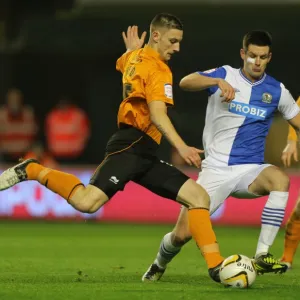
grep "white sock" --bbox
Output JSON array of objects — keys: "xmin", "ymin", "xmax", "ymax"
[
  {"xmin": 154, "ymin": 232, "xmax": 182, "ymax": 269},
  {"xmin": 255, "ymin": 191, "xmax": 289, "ymax": 256}
]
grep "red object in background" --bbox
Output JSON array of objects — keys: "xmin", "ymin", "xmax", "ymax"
[
  {"xmin": 45, "ymin": 106, "xmax": 90, "ymax": 158},
  {"xmin": 0, "ymin": 89, "xmax": 37, "ymax": 158},
  {"xmin": 23, "ymin": 151, "xmax": 59, "ymax": 170},
  {"xmin": 0, "ymin": 168, "xmax": 298, "ymax": 226},
  {"xmin": 0, "ymin": 107, "xmax": 37, "ymax": 157}
]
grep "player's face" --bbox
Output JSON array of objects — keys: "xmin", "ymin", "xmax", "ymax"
[
  {"xmin": 153, "ymin": 28, "xmax": 183, "ymax": 61},
  {"xmin": 240, "ymin": 44, "xmax": 272, "ymax": 81}
]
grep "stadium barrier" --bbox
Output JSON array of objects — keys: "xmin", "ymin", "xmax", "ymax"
[{"xmin": 0, "ymin": 168, "xmax": 298, "ymax": 225}]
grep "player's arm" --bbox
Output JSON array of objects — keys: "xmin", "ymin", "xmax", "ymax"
[
  {"xmin": 117, "ymin": 26, "xmax": 146, "ymax": 73},
  {"xmin": 280, "ymin": 95, "xmax": 300, "ymax": 167},
  {"xmin": 180, "ymin": 72, "xmax": 220, "ymax": 91},
  {"xmin": 179, "ymin": 69, "xmax": 235, "ymax": 102},
  {"xmin": 282, "ymin": 112, "xmax": 300, "ymax": 167},
  {"xmin": 148, "ymin": 101, "xmax": 203, "ymax": 168},
  {"xmin": 122, "ymin": 26, "xmax": 146, "ymax": 53}
]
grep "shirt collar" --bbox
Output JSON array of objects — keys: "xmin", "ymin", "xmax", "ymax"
[
  {"xmin": 239, "ymin": 68, "xmax": 266, "ymax": 86},
  {"xmin": 143, "ymin": 45, "xmax": 163, "ymax": 61}
]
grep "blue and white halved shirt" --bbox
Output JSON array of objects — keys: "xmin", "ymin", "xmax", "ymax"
[{"xmin": 198, "ymin": 65, "xmax": 299, "ymax": 168}]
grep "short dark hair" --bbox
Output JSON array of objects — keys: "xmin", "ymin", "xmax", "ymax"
[
  {"xmin": 243, "ymin": 30, "xmax": 272, "ymax": 52},
  {"xmin": 150, "ymin": 13, "xmax": 183, "ymax": 31}
]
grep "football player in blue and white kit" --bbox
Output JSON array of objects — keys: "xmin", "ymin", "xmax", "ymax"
[{"xmin": 143, "ymin": 30, "xmax": 300, "ymax": 282}]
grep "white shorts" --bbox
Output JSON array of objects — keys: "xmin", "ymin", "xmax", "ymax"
[{"xmin": 196, "ymin": 164, "xmax": 272, "ymax": 215}]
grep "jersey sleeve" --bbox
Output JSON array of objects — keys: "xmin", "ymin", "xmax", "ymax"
[
  {"xmin": 278, "ymin": 84, "xmax": 300, "ymax": 121},
  {"xmin": 197, "ymin": 66, "xmax": 227, "ymax": 95},
  {"xmin": 145, "ymin": 69, "xmax": 173, "ymax": 105},
  {"xmin": 116, "ymin": 51, "xmax": 134, "ymax": 73},
  {"xmin": 287, "ymin": 96, "xmax": 300, "ymax": 141}
]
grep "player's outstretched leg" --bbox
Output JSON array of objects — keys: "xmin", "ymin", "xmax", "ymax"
[
  {"xmin": 281, "ymin": 199, "xmax": 300, "ymax": 269},
  {"xmin": 248, "ymin": 166, "xmax": 289, "ymax": 274},
  {"xmin": 177, "ymin": 180, "xmax": 224, "ymax": 282},
  {"xmin": 177, "ymin": 181, "xmax": 225, "ymax": 282},
  {"xmin": 143, "ymin": 179, "xmax": 224, "ymax": 283},
  {"xmin": 142, "ymin": 208, "xmax": 191, "ymax": 282},
  {"xmin": 0, "ymin": 158, "xmax": 108, "ymax": 213},
  {"xmin": 142, "ymin": 232, "xmax": 179, "ymax": 282}
]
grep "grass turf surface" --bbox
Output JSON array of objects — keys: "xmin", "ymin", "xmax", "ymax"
[{"xmin": 0, "ymin": 222, "xmax": 299, "ymax": 300}]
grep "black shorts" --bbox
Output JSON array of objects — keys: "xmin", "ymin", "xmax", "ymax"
[{"xmin": 89, "ymin": 125, "xmax": 189, "ymax": 200}]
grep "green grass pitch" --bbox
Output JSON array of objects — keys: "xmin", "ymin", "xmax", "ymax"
[{"xmin": 0, "ymin": 221, "xmax": 299, "ymax": 300}]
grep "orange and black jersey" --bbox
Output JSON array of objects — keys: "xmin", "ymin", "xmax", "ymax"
[
  {"xmin": 89, "ymin": 46, "xmax": 188, "ymax": 201},
  {"xmin": 116, "ymin": 45, "xmax": 174, "ymax": 144}
]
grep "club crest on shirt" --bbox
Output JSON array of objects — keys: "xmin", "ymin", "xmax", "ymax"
[{"xmin": 262, "ymin": 92, "xmax": 272, "ymax": 103}]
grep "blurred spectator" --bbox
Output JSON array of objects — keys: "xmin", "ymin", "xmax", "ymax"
[
  {"xmin": 23, "ymin": 141, "xmax": 59, "ymax": 169},
  {"xmin": 0, "ymin": 88, "xmax": 37, "ymax": 162},
  {"xmin": 45, "ymin": 96, "xmax": 90, "ymax": 162}
]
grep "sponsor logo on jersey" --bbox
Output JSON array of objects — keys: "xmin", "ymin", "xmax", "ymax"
[
  {"xmin": 164, "ymin": 84, "xmax": 173, "ymax": 99},
  {"xmin": 228, "ymin": 101, "xmax": 267, "ymax": 120}
]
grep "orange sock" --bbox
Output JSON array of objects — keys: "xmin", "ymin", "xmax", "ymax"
[
  {"xmin": 26, "ymin": 163, "xmax": 45, "ymax": 180},
  {"xmin": 26, "ymin": 163, "xmax": 84, "ymax": 200},
  {"xmin": 188, "ymin": 208, "xmax": 224, "ymax": 269},
  {"xmin": 282, "ymin": 214, "xmax": 300, "ymax": 263}
]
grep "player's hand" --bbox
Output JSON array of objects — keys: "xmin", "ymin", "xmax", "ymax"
[
  {"xmin": 122, "ymin": 26, "xmax": 147, "ymax": 52},
  {"xmin": 177, "ymin": 145, "xmax": 204, "ymax": 168},
  {"xmin": 282, "ymin": 140, "xmax": 298, "ymax": 167},
  {"xmin": 217, "ymin": 79, "xmax": 236, "ymax": 102}
]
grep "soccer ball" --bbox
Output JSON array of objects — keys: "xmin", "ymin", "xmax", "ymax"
[{"xmin": 219, "ymin": 254, "xmax": 257, "ymax": 288}]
